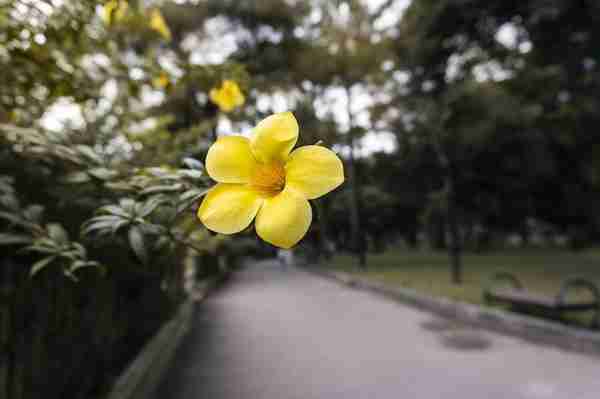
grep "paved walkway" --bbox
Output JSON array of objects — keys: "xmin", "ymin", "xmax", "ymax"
[{"xmin": 156, "ymin": 260, "xmax": 600, "ymax": 399}]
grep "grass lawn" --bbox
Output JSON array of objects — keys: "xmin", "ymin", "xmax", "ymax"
[{"xmin": 325, "ymin": 248, "xmax": 600, "ymax": 328}]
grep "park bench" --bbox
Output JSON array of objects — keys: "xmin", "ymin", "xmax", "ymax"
[{"xmin": 483, "ymin": 272, "xmax": 600, "ymax": 328}]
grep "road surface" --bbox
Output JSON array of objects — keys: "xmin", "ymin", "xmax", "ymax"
[{"xmin": 155, "ymin": 260, "xmax": 600, "ymax": 399}]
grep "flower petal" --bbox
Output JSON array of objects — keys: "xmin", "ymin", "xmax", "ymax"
[
  {"xmin": 285, "ymin": 145, "xmax": 345, "ymax": 199},
  {"xmin": 150, "ymin": 9, "xmax": 172, "ymax": 40},
  {"xmin": 198, "ymin": 184, "xmax": 263, "ymax": 234},
  {"xmin": 206, "ymin": 136, "xmax": 258, "ymax": 183},
  {"xmin": 210, "ymin": 89, "xmax": 233, "ymax": 112},
  {"xmin": 209, "ymin": 88, "xmax": 226, "ymax": 111},
  {"xmin": 251, "ymin": 112, "xmax": 299, "ymax": 163},
  {"xmin": 255, "ymin": 188, "xmax": 312, "ymax": 249},
  {"xmin": 102, "ymin": 0, "xmax": 128, "ymax": 25},
  {"xmin": 210, "ymin": 81, "xmax": 245, "ymax": 112},
  {"xmin": 224, "ymin": 80, "xmax": 244, "ymax": 102}
]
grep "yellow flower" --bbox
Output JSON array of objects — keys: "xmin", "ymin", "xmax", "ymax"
[
  {"xmin": 152, "ymin": 73, "xmax": 170, "ymax": 89},
  {"xmin": 102, "ymin": 0, "xmax": 128, "ymax": 26},
  {"xmin": 198, "ymin": 112, "xmax": 344, "ymax": 248},
  {"xmin": 149, "ymin": 9, "xmax": 172, "ymax": 41},
  {"xmin": 209, "ymin": 80, "xmax": 245, "ymax": 113}
]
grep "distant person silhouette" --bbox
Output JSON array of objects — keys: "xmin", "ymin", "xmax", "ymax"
[{"xmin": 277, "ymin": 249, "xmax": 294, "ymax": 269}]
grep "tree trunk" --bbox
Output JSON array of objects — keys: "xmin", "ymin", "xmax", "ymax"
[
  {"xmin": 445, "ymin": 170, "xmax": 463, "ymax": 284},
  {"xmin": 315, "ymin": 200, "xmax": 332, "ymax": 261},
  {"xmin": 405, "ymin": 223, "xmax": 418, "ymax": 249},
  {"xmin": 346, "ymin": 147, "xmax": 366, "ymax": 268},
  {"xmin": 429, "ymin": 210, "xmax": 446, "ymax": 249},
  {"xmin": 430, "ymin": 117, "xmax": 462, "ymax": 283},
  {"xmin": 344, "ymin": 85, "xmax": 366, "ymax": 269}
]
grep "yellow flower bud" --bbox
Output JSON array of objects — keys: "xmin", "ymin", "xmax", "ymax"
[
  {"xmin": 152, "ymin": 73, "xmax": 170, "ymax": 89},
  {"xmin": 149, "ymin": 9, "xmax": 172, "ymax": 41},
  {"xmin": 209, "ymin": 80, "xmax": 245, "ymax": 113},
  {"xmin": 102, "ymin": 0, "xmax": 129, "ymax": 26}
]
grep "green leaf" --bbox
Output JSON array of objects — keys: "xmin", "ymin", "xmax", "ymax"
[
  {"xmin": 61, "ymin": 171, "xmax": 91, "ymax": 184},
  {"xmin": 70, "ymin": 260, "xmax": 105, "ymax": 276},
  {"xmin": 0, "ymin": 211, "xmax": 36, "ymax": 230},
  {"xmin": 47, "ymin": 223, "xmax": 69, "ymax": 244},
  {"xmin": 75, "ymin": 145, "xmax": 103, "ymax": 165},
  {"xmin": 97, "ymin": 205, "xmax": 131, "ymax": 218},
  {"xmin": 0, "ymin": 233, "xmax": 33, "ymax": 246},
  {"xmin": 104, "ymin": 181, "xmax": 135, "ymax": 192},
  {"xmin": 180, "ymin": 170, "xmax": 203, "ymax": 179},
  {"xmin": 30, "ymin": 256, "xmax": 57, "ymax": 278},
  {"xmin": 119, "ymin": 198, "xmax": 137, "ymax": 214},
  {"xmin": 138, "ymin": 223, "xmax": 164, "ymax": 235},
  {"xmin": 0, "ymin": 175, "xmax": 15, "ymax": 192},
  {"xmin": 72, "ymin": 242, "xmax": 87, "ymax": 258},
  {"xmin": 154, "ymin": 236, "xmax": 172, "ymax": 251},
  {"xmin": 177, "ymin": 188, "xmax": 209, "ymax": 213},
  {"xmin": 23, "ymin": 244, "xmax": 58, "ymax": 255},
  {"xmin": 182, "ymin": 157, "xmax": 204, "ymax": 170},
  {"xmin": 158, "ymin": 174, "xmax": 183, "ymax": 181},
  {"xmin": 23, "ymin": 205, "xmax": 44, "ymax": 223},
  {"xmin": 180, "ymin": 188, "xmax": 209, "ymax": 202},
  {"xmin": 136, "ymin": 196, "xmax": 169, "ymax": 217},
  {"xmin": 82, "ymin": 219, "xmax": 124, "ymax": 236},
  {"xmin": 111, "ymin": 219, "xmax": 130, "ymax": 235},
  {"xmin": 0, "ymin": 194, "xmax": 20, "ymax": 211},
  {"xmin": 63, "ymin": 270, "xmax": 79, "ymax": 282},
  {"xmin": 0, "ymin": 211, "xmax": 23, "ymax": 224},
  {"xmin": 140, "ymin": 184, "xmax": 184, "ymax": 196},
  {"xmin": 85, "ymin": 215, "xmax": 124, "ymax": 224},
  {"xmin": 88, "ymin": 168, "xmax": 119, "ymax": 181},
  {"xmin": 128, "ymin": 226, "xmax": 148, "ymax": 264},
  {"xmin": 60, "ymin": 250, "xmax": 80, "ymax": 261},
  {"xmin": 29, "ymin": 237, "xmax": 59, "ymax": 250},
  {"xmin": 146, "ymin": 167, "xmax": 168, "ymax": 177}
]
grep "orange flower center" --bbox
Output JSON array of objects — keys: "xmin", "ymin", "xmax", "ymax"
[{"xmin": 250, "ymin": 162, "xmax": 286, "ymax": 197}]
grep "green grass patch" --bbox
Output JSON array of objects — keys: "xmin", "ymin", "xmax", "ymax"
[{"xmin": 326, "ymin": 248, "xmax": 600, "ymax": 328}]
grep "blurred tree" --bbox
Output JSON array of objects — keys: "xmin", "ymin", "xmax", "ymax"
[
  {"xmin": 389, "ymin": 0, "xmax": 534, "ymax": 281},
  {"xmin": 293, "ymin": 0, "xmax": 394, "ymax": 267},
  {"xmin": 381, "ymin": 0, "xmax": 600, "ymax": 282}
]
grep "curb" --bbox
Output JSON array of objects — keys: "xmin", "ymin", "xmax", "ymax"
[
  {"xmin": 305, "ymin": 267, "xmax": 600, "ymax": 357},
  {"xmin": 105, "ymin": 273, "xmax": 227, "ymax": 399}
]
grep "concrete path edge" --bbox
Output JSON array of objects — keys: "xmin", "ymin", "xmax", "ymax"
[
  {"xmin": 304, "ymin": 266, "xmax": 600, "ymax": 357},
  {"xmin": 105, "ymin": 272, "xmax": 229, "ymax": 399}
]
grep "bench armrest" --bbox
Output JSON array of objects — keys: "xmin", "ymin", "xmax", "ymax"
[
  {"xmin": 556, "ymin": 277, "xmax": 600, "ymax": 306},
  {"xmin": 556, "ymin": 277, "xmax": 600, "ymax": 328},
  {"xmin": 483, "ymin": 272, "xmax": 523, "ymax": 304}
]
